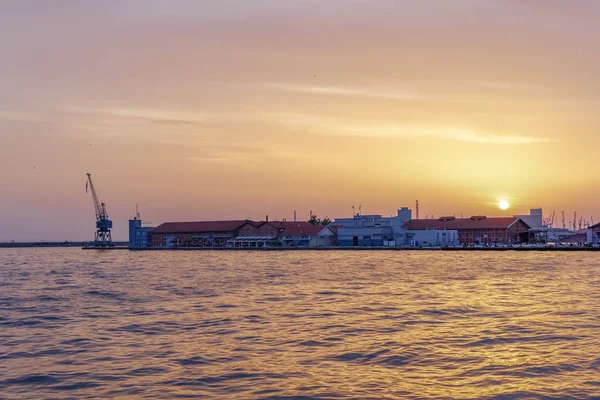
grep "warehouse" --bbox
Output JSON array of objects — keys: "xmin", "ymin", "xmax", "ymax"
[
  {"xmin": 402, "ymin": 216, "xmax": 530, "ymax": 245},
  {"xmin": 148, "ymin": 219, "xmax": 324, "ymax": 248},
  {"xmin": 277, "ymin": 223, "xmax": 327, "ymax": 247},
  {"xmin": 227, "ymin": 221, "xmax": 323, "ymax": 248},
  {"xmin": 150, "ymin": 220, "xmax": 252, "ymax": 247}
]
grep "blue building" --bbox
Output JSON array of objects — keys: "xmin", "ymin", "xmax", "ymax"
[{"xmin": 129, "ymin": 215, "xmax": 154, "ymax": 249}]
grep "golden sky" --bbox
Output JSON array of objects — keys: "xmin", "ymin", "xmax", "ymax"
[{"xmin": 1, "ymin": 0, "xmax": 600, "ymax": 240}]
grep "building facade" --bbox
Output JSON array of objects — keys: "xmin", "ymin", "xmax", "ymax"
[
  {"xmin": 129, "ymin": 217, "xmax": 154, "ymax": 249},
  {"xmin": 514, "ymin": 208, "xmax": 544, "ymax": 229},
  {"xmin": 334, "ymin": 214, "xmax": 393, "ymax": 246},
  {"xmin": 331, "ymin": 207, "xmax": 458, "ymax": 247},
  {"xmin": 586, "ymin": 223, "xmax": 600, "ymax": 246},
  {"xmin": 278, "ymin": 223, "xmax": 327, "ymax": 247},
  {"xmin": 405, "ymin": 229, "xmax": 459, "ymax": 247},
  {"xmin": 337, "ymin": 226, "xmax": 394, "ymax": 246},
  {"xmin": 149, "ymin": 220, "xmax": 251, "ymax": 247},
  {"xmin": 316, "ymin": 226, "xmax": 338, "ymax": 247},
  {"xmin": 402, "ymin": 216, "xmax": 530, "ymax": 244},
  {"xmin": 140, "ymin": 219, "xmax": 325, "ymax": 248}
]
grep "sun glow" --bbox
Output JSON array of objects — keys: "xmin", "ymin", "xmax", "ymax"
[{"xmin": 499, "ymin": 200, "xmax": 510, "ymax": 210}]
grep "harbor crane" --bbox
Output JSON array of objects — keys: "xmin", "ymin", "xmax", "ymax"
[
  {"xmin": 86, "ymin": 173, "xmax": 113, "ymax": 247},
  {"xmin": 548, "ymin": 211, "xmax": 555, "ymax": 228}
]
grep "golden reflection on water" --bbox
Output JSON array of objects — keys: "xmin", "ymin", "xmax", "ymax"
[{"xmin": 0, "ymin": 249, "xmax": 599, "ymax": 399}]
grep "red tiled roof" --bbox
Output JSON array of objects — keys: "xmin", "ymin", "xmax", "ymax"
[
  {"xmin": 257, "ymin": 221, "xmax": 323, "ymax": 236},
  {"xmin": 256, "ymin": 221, "xmax": 315, "ymax": 229},
  {"xmin": 152, "ymin": 220, "xmax": 251, "ymax": 234},
  {"xmin": 280, "ymin": 223, "xmax": 324, "ymax": 236},
  {"xmin": 256, "ymin": 221, "xmax": 284, "ymax": 229},
  {"xmin": 151, "ymin": 220, "xmax": 322, "ymax": 234},
  {"xmin": 239, "ymin": 221, "xmax": 260, "ymax": 228},
  {"xmin": 402, "ymin": 217, "xmax": 529, "ymax": 230}
]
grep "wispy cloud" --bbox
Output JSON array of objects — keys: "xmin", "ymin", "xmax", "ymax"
[
  {"xmin": 66, "ymin": 106, "xmax": 219, "ymax": 124},
  {"xmin": 265, "ymin": 83, "xmax": 419, "ymax": 101},
  {"xmin": 64, "ymin": 105, "xmax": 554, "ymax": 145},
  {"xmin": 186, "ymin": 143, "xmax": 266, "ymax": 166},
  {"xmin": 470, "ymin": 80, "xmax": 544, "ymax": 91},
  {"xmin": 0, "ymin": 109, "xmax": 41, "ymax": 122},
  {"xmin": 264, "ymin": 113, "xmax": 555, "ymax": 144}
]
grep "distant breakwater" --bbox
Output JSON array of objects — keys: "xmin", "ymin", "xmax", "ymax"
[{"xmin": 1, "ymin": 241, "xmax": 128, "ymax": 248}]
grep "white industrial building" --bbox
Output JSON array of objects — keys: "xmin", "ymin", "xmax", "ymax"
[
  {"xmin": 333, "ymin": 207, "xmax": 458, "ymax": 247},
  {"xmin": 514, "ymin": 208, "xmax": 544, "ymax": 229}
]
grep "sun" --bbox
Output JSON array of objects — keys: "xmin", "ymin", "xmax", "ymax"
[{"xmin": 499, "ymin": 200, "xmax": 510, "ymax": 210}]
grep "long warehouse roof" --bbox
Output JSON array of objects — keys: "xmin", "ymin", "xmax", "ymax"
[
  {"xmin": 152, "ymin": 220, "xmax": 252, "ymax": 234},
  {"xmin": 402, "ymin": 216, "xmax": 530, "ymax": 230}
]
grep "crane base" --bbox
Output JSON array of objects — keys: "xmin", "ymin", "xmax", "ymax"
[{"xmin": 94, "ymin": 230, "xmax": 114, "ymax": 247}]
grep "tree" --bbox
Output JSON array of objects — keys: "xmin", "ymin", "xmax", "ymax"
[
  {"xmin": 321, "ymin": 217, "xmax": 331, "ymax": 226},
  {"xmin": 309, "ymin": 215, "xmax": 321, "ymax": 226}
]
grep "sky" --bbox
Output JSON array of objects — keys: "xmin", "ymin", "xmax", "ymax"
[{"xmin": 1, "ymin": 0, "xmax": 600, "ymax": 241}]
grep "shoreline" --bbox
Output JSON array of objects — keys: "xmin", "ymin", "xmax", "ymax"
[
  {"xmin": 79, "ymin": 246, "xmax": 600, "ymax": 252},
  {"xmin": 3, "ymin": 244, "xmax": 596, "ymax": 251}
]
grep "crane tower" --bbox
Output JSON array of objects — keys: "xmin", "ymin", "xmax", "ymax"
[{"xmin": 86, "ymin": 173, "xmax": 114, "ymax": 247}]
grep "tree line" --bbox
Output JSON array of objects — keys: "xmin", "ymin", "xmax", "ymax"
[{"xmin": 308, "ymin": 215, "xmax": 331, "ymax": 226}]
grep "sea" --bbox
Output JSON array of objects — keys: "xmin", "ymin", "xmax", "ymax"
[{"xmin": 1, "ymin": 248, "xmax": 599, "ymax": 399}]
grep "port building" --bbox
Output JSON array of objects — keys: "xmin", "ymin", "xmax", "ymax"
[
  {"xmin": 513, "ymin": 208, "xmax": 543, "ymax": 229},
  {"xmin": 129, "ymin": 207, "xmax": 534, "ymax": 248},
  {"xmin": 129, "ymin": 216, "xmax": 154, "ymax": 248},
  {"xmin": 150, "ymin": 220, "xmax": 251, "ymax": 247},
  {"xmin": 402, "ymin": 216, "xmax": 530, "ymax": 244},
  {"xmin": 143, "ymin": 219, "xmax": 325, "ymax": 248},
  {"xmin": 586, "ymin": 223, "xmax": 600, "ymax": 246},
  {"xmin": 228, "ymin": 221, "xmax": 325, "ymax": 248},
  {"xmin": 334, "ymin": 214, "xmax": 394, "ymax": 246},
  {"xmin": 332, "ymin": 207, "xmax": 459, "ymax": 247}
]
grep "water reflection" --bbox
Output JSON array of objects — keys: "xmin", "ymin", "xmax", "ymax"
[{"xmin": 0, "ymin": 249, "xmax": 599, "ymax": 399}]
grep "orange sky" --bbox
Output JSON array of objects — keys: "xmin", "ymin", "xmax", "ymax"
[{"xmin": 1, "ymin": 1, "xmax": 600, "ymax": 241}]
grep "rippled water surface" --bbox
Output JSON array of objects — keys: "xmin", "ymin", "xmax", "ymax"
[{"xmin": 1, "ymin": 249, "xmax": 600, "ymax": 399}]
